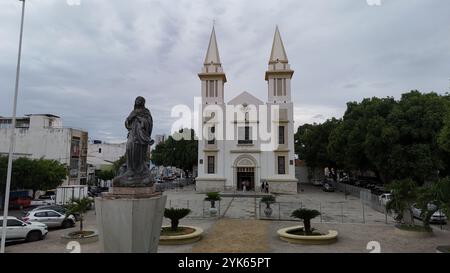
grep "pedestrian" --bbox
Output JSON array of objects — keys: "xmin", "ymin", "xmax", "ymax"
[
  {"xmin": 243, "ymin": 180, "xmax": 247, "ymax": 192},
  {"xmin": 265, "ymin": 181, "xmax": 269, "ymax": 193},
  {"xmin": 261, "ymin": 181, "xmax": 265, "ymax": 192}
]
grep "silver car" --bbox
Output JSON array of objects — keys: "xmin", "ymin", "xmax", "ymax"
[
  {"xmin": 23, "ymin": 209, "xmax": 76, "ymax": 229},
  {"xmin": 411, "ymin": 203, "xmax": 447, "ymax": 224}
]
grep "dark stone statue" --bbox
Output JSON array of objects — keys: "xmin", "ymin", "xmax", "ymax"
[{"xmin": 113, "ymin": 96, "xmax": 155, "ymax": 187}]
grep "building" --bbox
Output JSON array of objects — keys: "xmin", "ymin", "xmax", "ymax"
[
  {"xmin": 195, "ymin": 26, "xmax": 298, "ymax": 194},
  {"xmin": 87, "ymin": 140, "xmax": 126, "ymax": 169},
  {"xmin": 154, "ymin": 134, "xmax": 166, "ymax": 147},
  {"xmin": 0, "ymin": 114, "xmax": 88, "ymax": 185}
]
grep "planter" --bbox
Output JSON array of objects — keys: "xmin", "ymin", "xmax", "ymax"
[
  {"xmin": 277, "ymin": 225, "xmax": 338, "ymax": 245},
  {"xmin": 209, "ymin": 207, "xmax": 218, "ymax": 216},
  {"xmin": 159, "ymin": 225, "xmax": 203, "ymax": 245},
  {"xmin": 264, "ymin": 206, "xmax": 273, "ymax": 217},
  {"xmin": 394, "ymin": 224, "xmax": 433, "ymax": 238},
  {"xmin": 61, "ymin": 230, "xmax": 99, "ymax": 244},
  {"xmin": 436, "ymin": 246, "xmax": 450, "ymax": 253}
]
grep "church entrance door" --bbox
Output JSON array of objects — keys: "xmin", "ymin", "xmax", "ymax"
[{"xmin": 237, "ymin": 167, "xmax": 255, "ymax": 191}]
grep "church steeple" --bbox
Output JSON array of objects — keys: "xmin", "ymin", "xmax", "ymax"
[
  {"xmin": 199, "ymin": 26, "xmax": 227, "ymax": 105},
  {"xmin": 269, "ymin": 26, "xmax": 288, "ymax": 64},
  {"xmin": 265, "ymin": 26, "xmax": 294, "ymax": 102},
  {"xmin": 204, "ymin": 26, "xmax": 221, "ymax": 65}
]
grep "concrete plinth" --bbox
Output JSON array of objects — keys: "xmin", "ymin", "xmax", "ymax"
[{"xmin": 95, "ymin": 188, "xmax": 167, "ymax": 253}]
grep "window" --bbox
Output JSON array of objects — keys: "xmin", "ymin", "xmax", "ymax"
[
  {"xmin": 208, "ymin": 126, "xmax": 215, "ymax": 144},
  {"xmin": 215, "ymin": 80, "xmax": 218, "ymax": 97},
  {"xmin": 207, "ymin": 156, "xmax": 215, "ymax": 174},
  {"xmin": 278, "ymin": 156, "xmax": 286, "ymax": 174},
  {"xmin": 7, "ymin": 219, "xmax": 23, "ymax": 227},
  {"xmin": 278, "ymin": 126, "xmax": 285, "ymax": 144},
  {"xmin": 209, "ymin": 80, "xmax": 215, "ymax": 97},
  {"xmin": 238, "ymin": 126, "xmax": 252, "ymax": 144},
  {"xmin": 35, "ymin": 212, "xmax": 46, "ymax": 217},
  {"xmin": 277, "ymin": 79, "xmax": 283, "ymax": 96},
  {"xmin": 46, "ymin": 211, "xmax": 60, "ymax": 218}
]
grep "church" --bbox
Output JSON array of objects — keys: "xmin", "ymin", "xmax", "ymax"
[{"xmin": 195, "ymin": 26, "xmax": 298, "ymax": 194}]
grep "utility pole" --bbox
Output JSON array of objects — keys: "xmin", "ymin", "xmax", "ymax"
[{"xmin": 1, "ymin": 0, "xmax": 26, "ymax": 253}]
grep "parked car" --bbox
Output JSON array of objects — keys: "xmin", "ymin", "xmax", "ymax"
[
  {"xmin": 0, "ymin": 216, "xmax": 48, "ymax": 242},
  {"xmin": 379, "ymin": 193, "xmax": 392, "ymax": 206},
  {"xmin": 311, "ymin": 178, "xmax": 323, "ymax": 186},
  {"xmin": 27, "ymin": 204, "xmax": 81, "ymax": 221},
  {"xmin": 23, "ymin": 209, "xmax": 76, "ymax": 229},
  {"xmin": 322, "ymin": 182, "xmax": 335, "ymax": 192},
  {"xmin": 30, "ymin": 195, "xmax": 56, "ymax": 206},
  {"xmin": 9, "ymin": 196, "xmax": 32, "ymax": 209},
  {"xmin": 411, "ymin": 203, "xmax": 448, "ymax": 224}
]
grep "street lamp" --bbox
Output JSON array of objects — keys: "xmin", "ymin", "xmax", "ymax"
[{"xmin": 1, "ymin": 0, "xmax": 26, "ymax": 253}]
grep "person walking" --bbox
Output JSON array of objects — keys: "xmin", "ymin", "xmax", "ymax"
[
  {"xmin": 261, "ymin": 181, "xmax": 265, "ymax": 193},
  {"xmin": 265, "ymin": 181, "xmax": 269, "ymax": 193}
]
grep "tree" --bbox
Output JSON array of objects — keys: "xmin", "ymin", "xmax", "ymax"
[
  {"xmin": 295, "ymin": 118, "xmax": 340, "ymax": 173},
  {"xmin": 386, "ymin": 179, "xmax": 418, "ymax": 225},
  {"xmin": 291, "ymin": 208, "xmax": 321, "ymax": 235},
  {"xmin": 97, "ymin": 169, "xmax": 115, "ymax": 182},
  {"xmin": 164, "ymin": 208, "xmax": 191, "ymax": 231},
  {"xmin": 65, "ymin": 197, "xmax": 93, "ymax": 232},
  {"xmin": 151, "ymin": 128, "xmax": 198, "ymax": 175},
  {"xmin": 416, "ymin": 177, "xmax": 450, "ymax": 228},
  {"xmin": 25, "ymin": 158, "xmax": 67, "ymax": 198},
  {"xmin": 0, "ymin": 157, "xmax": 66, "ymax": 198},
  {"xmin": 112, "ymin": 155, "xmax": 126, "ymax": 174},
  {"xmin": 327, "ymin": 91, "xmax": 450, "ymax": 184}
]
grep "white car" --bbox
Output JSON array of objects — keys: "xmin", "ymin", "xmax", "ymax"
[
  {"xmin": 23, "ymin": 209, "xmax": 76, "ymax": 229},
  {"xmin": 0, "ymin": 216, "xmax": 48, "ymax": 242},
  {"xmin": 379, "ymin": 193, "xmax": 392, "ymax": 206},
  {"xmin": 30, "ymin": 195, "xmax": 56, "ymax": 206},
  {"xmin": 411, "ymin": 203, "xmax": 448, "ymax": 224}
]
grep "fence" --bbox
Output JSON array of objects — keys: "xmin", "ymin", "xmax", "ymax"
[{"xmin": 258, "ymin": 200, "xmax": 392, "ymax": 224}]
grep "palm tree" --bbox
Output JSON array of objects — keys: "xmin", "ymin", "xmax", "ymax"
[
  {"xmin": 204, "ymin": 192, "xmax": 221, "ymax": 208},
  {"xmin": 291, "ymin": 208, "xmax": 321, "ymax": 235},
  {"xmin": 386, "ymin": 179, "xmax": 418, "ymax": 225},
  {"xmin": 65, "ymin": 197, "xmax": 93, "ymax": 232},
  {"xmin": 164, "ymin": 208, "xmax": 191, "ymax": 231}
]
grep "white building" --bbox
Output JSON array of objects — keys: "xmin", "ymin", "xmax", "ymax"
[
  {"xmin": 0, "ymin": 114, "xmax": 88, "ymax": 185},
  {"xmin": 87, "ymin": 141, "xmax": 126, "ymax": 169},
  {"xmin": 195, "ymin": 27, "xmax": 298, "ymax": 194}
]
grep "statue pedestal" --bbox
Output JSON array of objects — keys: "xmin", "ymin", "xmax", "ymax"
[{"xmin": 95, "ymin": 187, "xmax": 166, "ymax": 253}]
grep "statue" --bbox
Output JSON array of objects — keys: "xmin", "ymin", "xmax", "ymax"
[{"xmin": 113, "ymin": 96, "xmax": 155, "ymax": 187}]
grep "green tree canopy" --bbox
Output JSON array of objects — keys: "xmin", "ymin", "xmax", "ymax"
[
  {"xmin": 0, "ymin": 156, "xmax": 67, "ymax": 198},
  {"xmin": 151, "ymin": 128, "xmax": 198, "ymax": 174}
]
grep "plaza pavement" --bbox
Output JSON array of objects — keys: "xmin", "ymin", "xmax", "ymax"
[{"xmin": 3, "ymin": 184, "xmax": 450, "ymax": 253}]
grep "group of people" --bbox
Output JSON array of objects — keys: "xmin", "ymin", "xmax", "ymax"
[
  {"xmin": 240, "ymin": 180, "xmax": 269, "ymax": 193},
  {"xmin": 261, "ymin": 181, "xmax": 269, "ymax": 193}
]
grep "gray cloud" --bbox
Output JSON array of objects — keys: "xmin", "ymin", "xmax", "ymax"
[{"xmin": 1, "ymin": 0, "xmax": 449, "ymax": 142}]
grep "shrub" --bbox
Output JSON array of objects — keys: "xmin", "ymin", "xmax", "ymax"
[
  {"xmin": 291, "ymin": 208, "xmax": 321, "ymax": 235},
  {"xmin": 261, "ymin": 195, "xmax": 276, "ymax": 206},
  {"xmin": 164, "ymin": 208, "xmax": 191, "ymax": 231},
  {"xmin": 204, "ymin": 192, "xmax": 221, "ymax": 201}
]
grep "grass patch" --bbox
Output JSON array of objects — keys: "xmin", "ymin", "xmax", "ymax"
[
  {"xmin": 68, "ymin": 231, "xmax": 95, "ymax": 238},
  {"xmin": 397, "ymin": 224, "xmax": 432, "ymax": 233},
  {"xmin": 287, "ymin": 228, "xmax": 323, "ymax": 236},
  {"xmin": 161, "ymin": 227, "xmax": 195, "ymax": 236}
]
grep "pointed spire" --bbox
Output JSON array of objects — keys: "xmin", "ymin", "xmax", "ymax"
[
  {"xmin": 269, "ymin": 26, "xmax": 288, "ymax": 64},
  {"xmin": 204, "ymin": 26, "xmax": 221, "ymax": 65}
]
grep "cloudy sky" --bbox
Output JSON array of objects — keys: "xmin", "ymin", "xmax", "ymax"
[{"xmin": 1, "ymin": 0, "xmax": 449, "ymax": 142}]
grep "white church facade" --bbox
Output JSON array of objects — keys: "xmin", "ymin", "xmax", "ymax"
[{"xmin": 195, "ymin": 26, "xmax": 298, "ymax": 194}]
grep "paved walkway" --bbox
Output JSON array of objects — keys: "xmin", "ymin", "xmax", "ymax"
[{"xmin": 192, "ymin": 219, "xmax": 269, "ymax": 253}]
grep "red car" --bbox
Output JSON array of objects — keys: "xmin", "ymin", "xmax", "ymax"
[{"xmin": 9, "ymin": 196, "xmax": 32, "ymax": 209}]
